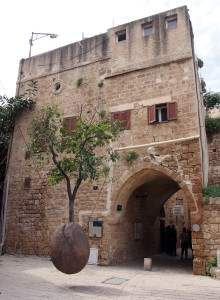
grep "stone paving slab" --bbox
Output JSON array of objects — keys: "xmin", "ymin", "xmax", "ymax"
[{"xmin": 0, "ymin": 254, "xmax": 220, "ymax": 299}]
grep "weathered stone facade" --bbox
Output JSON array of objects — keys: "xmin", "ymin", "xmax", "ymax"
[
  {"xmin": 203, "ymin": 198, "xmax": 220, "ymax": 264},
  {"xmin": 4, "ymin": 6, "xmax": 210, "ymax": 274},
  {"xmin": 208, "ymin": 132, "xmax": 220, "ymax": 184}
]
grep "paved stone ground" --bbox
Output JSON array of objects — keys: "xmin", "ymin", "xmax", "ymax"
[{"xmin": 0, "ymin": 252, "xmax": 220, "ymax": 300}]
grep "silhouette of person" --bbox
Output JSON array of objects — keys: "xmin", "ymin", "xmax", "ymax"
[
  {"xmin": 170, "ymin": 225, "xmax": 177, "ymax": 256},
  {"xmin": 187, "ymin": 227, "xmax": 193, "ymax": 258},
  {"xmin": 180, "ymin": 227, "xmax": 189, "ymax": 259}
]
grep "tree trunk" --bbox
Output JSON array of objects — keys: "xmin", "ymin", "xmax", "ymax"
[
  {"xmin": 69, "ymin": 197, "xmax": 74, "ymax": 223},
  {"xmin": 69, "ymin": 179, "xmax": 82, "ymax": 223}
]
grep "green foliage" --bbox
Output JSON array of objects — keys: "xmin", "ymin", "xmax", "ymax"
[
  {"xmin": 198, "ymin": 58, "xmax": 204, "ymax": 68},
  {"xmin": 201, "ymin": 78, "xmax": 207, "ymax": 93},
  {"xmin": 202, "ymin": 256, "xmax": 217, "ymax": 276},
  {"xmin": 124, "ymin": 151, "xmax": 139, "ymax": 165},
  {"xmin": 28, "ymin": 105, "xmax": 124, "ymax": 222},
  {"xmin": 204, "ymin": 196, "xmax": 210, "ymax": 204},
  {"xmin": 98, "ymin": 81, "xmax": 103, "ymax": 87},
  {"xmin": 202, "ymin": 185, "xmax": 220, "ymax": 204},
  {"xmin": 0, "ymin": 80, "xmax": 37, "ymax": 185},
  {"xmin": 204, "ymin": 91, "xmax": 220, "ymax": 110},
  {"xmin": 103, "ymin": 165, "xmax": 110, "ymax": 177},
  {"xmin": 205, "ymin": 116, "xmax": 220, "ymax": 134},
  {"xmin": 98, "ymin": 109, "xmax": 106, "ymax": 118},
  {"xmin": 0, "ymin": 80, "xmax": 37, "ymax": 148},
  {"xmin": 76, "ymin": 78, "xmax": 83, "ymax": 86}
]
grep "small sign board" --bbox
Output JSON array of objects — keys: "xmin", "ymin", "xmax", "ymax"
[
  {"xmin": 172, "ymin": 205, "xmax": 184, "ymax": 216},
  {"xmin": 88, "ymin": 221, "xmax": 103, "ymax": 237},
  {"xmin": 93, "ymin": 186, "xmax": 98, "ymax": 190}
]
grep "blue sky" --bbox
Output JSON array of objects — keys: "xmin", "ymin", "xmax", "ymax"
[{"xmin": 1, "ymin": 0, "xmax": 220, "ymax": 97}]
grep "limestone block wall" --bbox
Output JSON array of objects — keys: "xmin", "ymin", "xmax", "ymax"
[
  {"xmin": 208, "ymin": 132, "xmax": 220, "ymax": 185},
  {"xmin": 203, "ymin": 198, "xmax": 220, "ymax": 268}
]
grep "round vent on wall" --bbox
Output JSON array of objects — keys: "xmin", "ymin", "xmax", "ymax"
[{"xmin": 53, "ymin": 81, "xmax": 62, "ymax": 94}]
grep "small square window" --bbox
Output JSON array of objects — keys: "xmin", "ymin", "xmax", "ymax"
[
  {"xmin": 143, "ymin": 26, "xmax": 153, "ymax": 36},
  {"xmin": 116, "ymin": 30, "xmax": 126, "ymax": 42},
  {"xmin": 166, "ymin": 17, "xmax": 178, "ymax": 28},
  {"xmin": 156, "ymin": 104, "xmax": 167, "ymax": 122},
  {"xmin": 148, "ymin": 102, "xmax": 177, "ymax": 124}
]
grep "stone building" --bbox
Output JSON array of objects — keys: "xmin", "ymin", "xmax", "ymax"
[{"xmin": 3, "ymin": 6, "xmax": 214, "ymax": 274}]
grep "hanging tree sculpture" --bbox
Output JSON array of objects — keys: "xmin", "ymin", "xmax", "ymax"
[{"xmin": 28, "ymin": 104, "xmax": 124, "ymax": 274}]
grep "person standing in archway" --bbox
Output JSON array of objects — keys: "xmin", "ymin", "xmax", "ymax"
[
  {"xmin": 180, "ymin": 227, "xmax": 189, "ymax": 259},
  {"xmin": 170, "ymin": 225, "xmax": 177, "ymax": 256}
]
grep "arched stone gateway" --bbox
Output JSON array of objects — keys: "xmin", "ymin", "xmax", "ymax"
[{"xmin": 106, "ymin": 159, "xmax": 204, "ymax": 275}]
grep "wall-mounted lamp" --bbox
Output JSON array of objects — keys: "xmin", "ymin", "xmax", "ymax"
[
  {"xmin": 29, "ymin": 32, "xmax": 58, "ymax": 57},
  {"xmin": 148, "ymin": 146, "xmax": 162, "ymax": 164},
  {"xmin": 148, "ymin": 146, "xmax": 156, "ymax": 159}
]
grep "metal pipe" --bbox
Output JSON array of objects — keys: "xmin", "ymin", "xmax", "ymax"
[
  {"xmin": 114, "ymin": 135, "xmax": 200, "ymax": 151},
  {"xmin": 0, "ymin": 178, "xmax": 10, "ymax": 255}
]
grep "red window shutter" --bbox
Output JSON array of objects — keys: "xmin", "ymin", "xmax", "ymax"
[
  {"xmin": 63, "ymin": 117, "xmax": 77, "ymax": 135},
  {"xmin": 167, "ymin": 102, "xmax": 177, "ymax": 120},
  {"xmin": 39, "ymin": 139, "xmax": 47, "ymax": 152},
  {"xmin": 124, "ymin": 110, "xmax": 131, "ymax": 129},
  {"xmin": 112, "ymin": 112, "xmax": 120, "ymax": 123},
  {"xmin": 70, "ymin": 117, "xmax": 77, "ymax": 133},
  {"xmin": 112, "ymin": 111, "xmax": 130, "ymax": 129},
  {"xmin": 63, "ymin": 118, "xmax": 70, "ymax": 133},
  {"xmin": 148, "ymin": 105, "xmax": 156, "ymax": 124}
]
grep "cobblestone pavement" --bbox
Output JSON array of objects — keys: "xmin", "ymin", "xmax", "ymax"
[{"xmin": 0, "ymin": 253, "xmax": 220, "ymax": 300}]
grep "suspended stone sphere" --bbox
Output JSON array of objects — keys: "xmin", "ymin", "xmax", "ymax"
[{"xmin": 51, "ymin": 222, "xmax": 90, "ymax": 274}]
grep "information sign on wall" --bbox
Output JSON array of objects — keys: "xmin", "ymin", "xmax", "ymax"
[
  {"xmin": 88, "ymin": 221, "xmax": 103, "ymax": 237},
  {"xmin": 172, "ymin": 205, "xmax": 184, "ymax": 216}
]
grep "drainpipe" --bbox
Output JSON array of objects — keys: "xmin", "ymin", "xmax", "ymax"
[
  {"xmin": 188, "ymin": 14, "xmax": 207, "ymax": 185},
  {"xmin": 114, "ymin": 135, "xmax": 200, "ymax": 151},
  {"xmin": 0, "ymin": 178, "xmax": 9, "ymax": 255}
]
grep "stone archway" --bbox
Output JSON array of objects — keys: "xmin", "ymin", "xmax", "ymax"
[
  {"xmin": 106, "ymin": 159, "xmax": 203, "ymax": 274},
  {"xmin": 108, "ymin": 160, "xmax": 197, "ymax": 225}
]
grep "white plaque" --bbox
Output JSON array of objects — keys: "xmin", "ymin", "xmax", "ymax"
[
  {"xmin": 192, "ymin": 224, "xmax": 200, "ymax": 232},
  {"xmin": 172, "ymin": 205, "xmax": 184, "ymax": 216}
]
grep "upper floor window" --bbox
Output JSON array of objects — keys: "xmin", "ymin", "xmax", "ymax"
[
  {"xmin": 166, "ymin": 15, "xmax": 178, "ymax": 28},
  {"xmin": 63, "ymin": 116, "xmax": 78, "ymax": 135},
  {"xmin": 116, "ymin": 30, "xmax": 126, "ymax": 42},
  {"xmin": 148, "ymin": 102, "xmax": 177, "ymax": 124},
  {"xmin": 143, "ymin": 22, "xmax": 153, "ymax": 36},
  {"xmin": 111, "ymin": 110, "xmax": 131, "ymax": 129}
]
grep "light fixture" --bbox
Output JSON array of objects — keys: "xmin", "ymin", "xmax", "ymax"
[
  {"xmin": 148, "ymin": 146, "xmax": 156, "ymax": 159},
  {"xmin": 29, "ymin": 32, "xmax": 58, "ymax": 57},
  {"xmin": 147, "ymin": 146, "xmax": 162, "ymax": 164}
]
